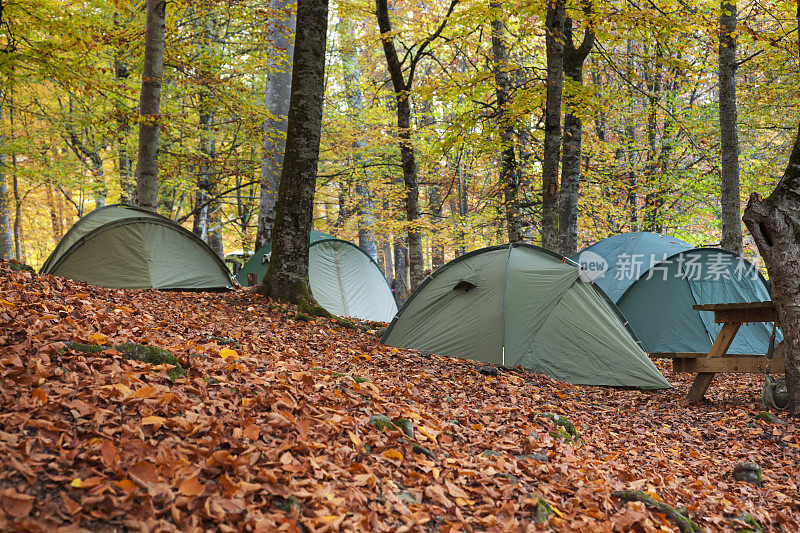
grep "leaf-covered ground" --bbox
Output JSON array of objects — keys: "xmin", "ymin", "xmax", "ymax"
[{"xmin": 0, "ymin": 262, "xmax": 797, "ymax": 532}]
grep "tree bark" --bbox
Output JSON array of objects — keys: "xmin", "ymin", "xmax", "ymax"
[
  {"xmin": 542, "ymin": 0, "xmax": 565, "ymax": 251},
  {"xmin": 643, "ymin": 42, "xmax": 664, "ymax": 232},
  {"xmin": 490, "ymin": 0, "xmax": 522, "ymax": 243},
  {"xmin": 719, "ymin": 0, "xmax": 743, "ymax": 253},
  {"xmin": 256, "ymin": 0, "xmax": 329, "ymax": 303},
  {"xmin": 0, "ymin": 99, "xmax": 12, "ymax": 259},
  {"xmin": 256, "ymin": 0, "xmax": 296, "ymax": 250},
  {"xmin": 114, "ymin": 13, "xmax": 134, "ymax": 204},
  {"xmin": 134, "ymin": 0, "xmax": 166, "ymax": 212},
  {"xmin": 557, "ymin": 6, "xmax": 594, "ymax": 257},
  {"xmin": 743, "ymin": 124, "xmax": 800, "ymax": 416}
]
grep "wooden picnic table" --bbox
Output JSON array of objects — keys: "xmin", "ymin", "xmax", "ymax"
[{"xmin": 650, "ymin": 301, "xmax": 784, "ymax": 404}]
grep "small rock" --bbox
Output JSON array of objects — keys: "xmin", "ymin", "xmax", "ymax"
[
  {"xmin": 394, "ymin": 418, "xmax": 414, "ymax": 438},
  {"xmin": 514, "ymin": 452, "xmax": 549, "ymax": 463},
  {"xmin": 732, "ymin": 462, "xmax": 762, "ymax": 486},
  {"xmin": 369, "ymin": 415, "xmax": 397, "ymax": 432},
  {"xmin": 477, "ymin": 365, "xmax": 498, "ymax": 376}
]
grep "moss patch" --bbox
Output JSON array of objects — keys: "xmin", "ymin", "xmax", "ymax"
[{"xmin": 116, "ymin": 342, "xmax": 187, "ymax": 380}]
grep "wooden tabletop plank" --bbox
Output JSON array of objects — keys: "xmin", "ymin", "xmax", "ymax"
[{"xmin": 692, "ymin": 301, "xmax": 774, "ymax": 311}]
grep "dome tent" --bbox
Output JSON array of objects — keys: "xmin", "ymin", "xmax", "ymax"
[
  {"xmin": 572, "ymin": 232, "xmax": 778, "ymax": 355},
  {"xmin": 41, "ymin": 204, "xmax": 233, "ymax": 290},
  {"xmin": 381, "ymin": 243, "xmax": 670, "ymax": 389},
  {"xmin": 236, "ymin": 231, "xmax": 398, "ymax": 323}
]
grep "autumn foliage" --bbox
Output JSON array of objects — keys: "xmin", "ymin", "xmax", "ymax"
[{"xmin": 0, "ymin": 261, "xmax": 797, "ymax": 531}]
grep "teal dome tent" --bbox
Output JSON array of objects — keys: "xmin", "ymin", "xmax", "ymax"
[{"xmin": 572, "ymin": 232, "xmax": 778, "ymax": 354}]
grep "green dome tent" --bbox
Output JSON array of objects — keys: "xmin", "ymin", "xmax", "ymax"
[
  {"xmin": 41, "ymin": 204, "xmax": 233, "ymax": 290},
  {"xmin": 381, "ymin": 244, "xmax": 670, "ymax": 389},
  {"xmin": 572, "ymin": 232, "xmax": 778, "ymax": 354},
  {"xmin": 236, "ymin": 231, "xmax": 398, "ymax": 322}
]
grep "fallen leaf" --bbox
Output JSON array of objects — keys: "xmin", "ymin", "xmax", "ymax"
[
  {"xmin": 90, "ymin": 333, "xmax": 108, "ymax": 345},
  {"xmin": 31, "ymin": 387, "xmax": 47, "ymax": 404},
  {"xmin": 141, "ymin": 415, "xmax": 166, "ymax": 431},
  {"xmin": 382, "ymin": 448, "xmax": 404, "ymax": 461},
  {"xmin": 132, "ymin": 386, "xmax": 159, "ymax": 399},
  {"xmin": 0, "ymin": 489, "xmax": 34, "ymax": 518},
  {"xmin": 219, "ymin": 348, "xmax": 238, "ymax": 359},
  {"xmin": 178, "ymin": 476, "xmax": 205, "ymax": 497}
]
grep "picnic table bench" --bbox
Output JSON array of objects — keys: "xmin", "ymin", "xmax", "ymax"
[{"xmin": 650, "ymin": 301, "xmax": 784, "ymax": 404}]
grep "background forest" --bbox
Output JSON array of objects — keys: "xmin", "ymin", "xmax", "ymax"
[{"xmin": 1, "ymin": 0, "xmax": 797, "ymax": 301}]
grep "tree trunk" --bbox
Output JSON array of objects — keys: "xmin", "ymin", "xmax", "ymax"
[
  {"xmin": 490, "ymin": 0, "xmax": 522, "ymax": 243},
  {"xmin": 557, "ymin": 8, "xmax": 594, "ymax": 257},
  {"xmin": 643, "ymin": 42, "xmax": 663, "ymax": 232},
  {"xmin": 428, "ymin": 183, "xmax": 445, "ymax": 269},
  {"xmin": 256, "ymin": 0, "xmax": 329, "ymax": 304},
  {"xmin": 392, "ymin": 237, "xmax": 408, "ymax": 304},
  {"xmin": 134, "ymin": 0, "xmax": 166, "ymax": 212},
  {"xmin": 0, "ymin": 101, "xmax": 12, "ymax": 259},
  {"xmin": 719, "ymin": 0, "xmax": 743, "ymax": 253},
  {"xmin": 542, "ymin": 0, "xmax": 565, "ymax": 251},
  {"xmin": 743, "ymin": 125, "xmax": 800, "ymax": 416},
  {"xmin": 114, "ymin": 14, "xmax": 134, "ymax": 204},
  {"xmin": 376, "ymin": 0, "xmax": 457, "ymax": 291},
  {"xmin": 256, "ymin": 0, "xmax": 296, "ymax": 250}
]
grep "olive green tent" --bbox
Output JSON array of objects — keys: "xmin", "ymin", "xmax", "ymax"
[
  {"xmin": 236, "ymin": 231, "xmax": 397, "ymax": 322},
  {"xmin": 381, "ymin": 244, "xmax": 670, "ymax": 389},
  {"xmin": 41, "ymin": 204, "xmax": 232, "ymax": 290}
]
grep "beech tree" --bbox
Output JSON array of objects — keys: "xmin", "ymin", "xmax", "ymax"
[
  {"xmin": 256, "ymin": 0, "xmax": 296, "ymax": 250},
  {"xmin": 134, "ymin": 0, "xmax": 166, "ymax": 212},
  {"xmin": 542, "ymin": 0, "xmax": 564, "ymax": 252},
  {"xmin": 375, "ymin": 0, "xmax": 459, "ymax": 291},
  {"xmin": 256, "ymin": 0, "xmax": 328, "ymax": 305},
  {"xmin": 719, "ymin": 0, "xmax": 743, "ymax": 253}
]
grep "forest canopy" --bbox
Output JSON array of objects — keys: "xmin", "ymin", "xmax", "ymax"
[{"xmin": 0, "ymin": 0, "xmax": 796, "ymax": 287}]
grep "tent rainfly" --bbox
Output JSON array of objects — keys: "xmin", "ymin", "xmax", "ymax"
[
  {"xmin": 40, "ymin": 204, "xmax": 233, "ymax": 290},
  {"xmin": 236, "ymin": 231, "xmax": 398, "ymax": 323},
  {"xmin": 381, "ymin": 244, "xmax": 671, "ymax": 389},
  {"xmin": 572, "ymin": 232, "xmax": 778, "ymax": 354}
]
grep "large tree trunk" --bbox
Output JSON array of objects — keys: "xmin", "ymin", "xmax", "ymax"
[
  {"xmin": 557, "ymin": 7, "xmax": 594, "ymax": 257},
  {"xmin": 490, "ymin": 0, "xmax": 522, "ymax": 243},
  {"xmin": 743, "ymin": 125, "xmax": 800, "ymax": 416},
  {"xmin": 256, "ymin": 0, "xmax": 329, "ymax": 303},
  {"xmin": 542, "ymin": 0, "xmax": 565, "ymax": 251},
  {"xmin": 719, "ymin": 0, "xmax": 743, "ymax": 253},
  {"xmin": 256, "ymin": 0, "xmax": 296, "ymax": 250},
  {"xmin": 134, "ymin": 0, "xmax": 166, "ymax": 212}
]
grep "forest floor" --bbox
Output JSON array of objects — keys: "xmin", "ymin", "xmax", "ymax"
[{"xmin": 0, "ymin": 261, "xmax": 797, "ymax": 532}]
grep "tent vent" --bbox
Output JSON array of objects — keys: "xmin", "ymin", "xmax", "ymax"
[
  {"xmin": 453, "ymin": 280, "xmax": 476, "ymax": 292},
  {"xmin": 260, "ymin": 254, "xmax": 269, "ymax": 265}
]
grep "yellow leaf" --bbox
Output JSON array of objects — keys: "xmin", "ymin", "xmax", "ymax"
[
  {"xmin": 72, "ymin": 293, "xmax": 89, "ymax": 299},
  {"xmin": 382, "ymin": 448, "xmax": 404, "ymax": 461},
  {"xmin": 70, "ymin": 478, "xmax": 82, "ymax": 488},
  {"xmin": 31, "ymin": 388, "xmax": 47, "ymax": 404},
  {"xmin": 0, "ymin": 298, "xmax": 14, "ymax": 307},
  {"xmin": 102, "ymin": 383, "xmax": 132, "ymax": 399},
  {"xmin": 40, "ymin": 314, "xmax": 58, "ymax": 320},
  {"xmin": 645, "ymin": 491, "xmax": 662, "ymax": 502},
  {"xmin": 551, "ymin": 504, "xmax": 565, "ymax": 518},
  {"xmin": 90, "ymin": 333, "xmax": 108, "ymax": 346},
  {"xmin": 132, "ymin": 386, "xmax": 159, "ymax": 399},
  {"xmin": 348, "ymin": 431, "xmax": 362, "ymax": 447},
  {"xmin": 219, "ymin": 348, "xmax": 238, "ymax": 359},
  {"xmin": 418, "ymin": 425, "xmax": 440, "ymax": 442},
  {"xmin": 141, "ymin": 416, "xmax": 166, "ymax": 430}
]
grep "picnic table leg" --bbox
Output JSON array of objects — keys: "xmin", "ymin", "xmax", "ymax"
[{"xmin": 686, "ymin": 322, "xmax": 741, "ymax": 404}]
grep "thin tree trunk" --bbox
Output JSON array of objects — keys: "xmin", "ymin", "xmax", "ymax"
[
  {"xmin": 376, "ymin": 0, "xmax": 458, "ymax": 291},
  {"xmin": 490, "ymin": 0, "xmax": 522, "ymax": 243},
  {"xmin": 542, "ymin": 0, "xmax": 565, "ymax": 251},
  {"xmin": 114, "ymin": 14, "xmax": 134, "ymax": 204},
  {"xmin": 393, "ymin": 237, "xmax": 408, "ymax": 304},
  {"xmin": 134, "ymin": 0, "xmax": 166, "ymax": 211},
  {"xmin": 256, "ymin": 0, "xmax": 329, "ymax": 303},
  {"xmin": 256, "ymin": 0, "xmax": 296, "ymax": 249},
  {"xmin": 557, "ymin": 6, "xmax": 594, "ymax": 257},
  {"xmin": 643, "ymin": 42, "xmax": 663, "ymax": 232},
  {"xmin": 0, "ymin": 101, "xmax": 13, "ymax": 259},
  {"xmin": 743, "ymin": 124, "xmax": 800, "ymax": 416},
  {"xmin": 719, "ymin": 0, "xmax": 743, "ymax": 253}
]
